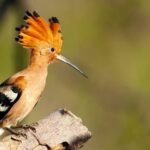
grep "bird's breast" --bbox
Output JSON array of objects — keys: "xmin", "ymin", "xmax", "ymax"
[{"xmin": 4, "ymin": 70, "xmax": 48, "ymax": 124}]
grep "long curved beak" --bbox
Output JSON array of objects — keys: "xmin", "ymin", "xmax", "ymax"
[{"xmin": 56, "ymin": 55, "xmax": 88, "ymax": 78}]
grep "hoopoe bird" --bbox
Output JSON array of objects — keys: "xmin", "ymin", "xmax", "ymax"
[{"xmin": 0, "ymin": 11, "xmax": 87, "ymax": 135}]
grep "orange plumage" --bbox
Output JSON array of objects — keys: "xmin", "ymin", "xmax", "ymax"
[
  {"xmin": 16, "ymin": 11, "xmax": 62, "ymax": 55},
  {"xmin": 0, "ymin": 10, "xmax": 86, "ymax": 136}
]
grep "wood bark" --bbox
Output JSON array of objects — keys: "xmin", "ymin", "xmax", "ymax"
[{"xmin": 0, "ymin": 108, "xmax": 92, "ymax": 150}]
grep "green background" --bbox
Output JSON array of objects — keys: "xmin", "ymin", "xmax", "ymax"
[{"xmin": 0, "ymin": 0, "xmax": 150, "ymax": 149}]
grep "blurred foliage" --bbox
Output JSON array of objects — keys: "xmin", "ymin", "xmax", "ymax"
[{"xmin": 0, "ymin": 0, "xmax": 150, "ymax": 149}]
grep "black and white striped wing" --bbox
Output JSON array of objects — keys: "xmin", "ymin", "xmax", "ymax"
[{"xmin": 0, "ymin": 85, "xmax": 21, "ymax": 120}]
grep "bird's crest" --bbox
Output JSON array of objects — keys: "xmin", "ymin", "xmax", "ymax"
[{"xmin": 15, "ymin": 11, "xmax": 63, "ymax": 53}]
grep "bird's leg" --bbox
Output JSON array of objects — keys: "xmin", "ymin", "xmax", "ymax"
[
  {"xmin": 4, "ymin": 127, "xmax": 27, "ymax": 139},
  {"xmin": 11, "ymin": 123, "xmax": 38, "ymax": 133}
]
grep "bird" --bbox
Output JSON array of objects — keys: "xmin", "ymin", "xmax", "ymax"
[{"xmin": 0, "ymin": 10, "xmax": 87, "ymax": 136}]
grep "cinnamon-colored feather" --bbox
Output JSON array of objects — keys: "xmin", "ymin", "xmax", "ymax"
[{"xmin": 15, "ymin": 11, "xmax": 63, "ymax": 52}]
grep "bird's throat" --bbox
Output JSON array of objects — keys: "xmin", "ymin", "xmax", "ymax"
[{"xmin": 28, "ymin": 50, "xmax": 49, "ymax": 70}]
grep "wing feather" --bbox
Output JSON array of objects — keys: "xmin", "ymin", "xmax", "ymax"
[{"xmin": 0, "ymin": 85, "xmax": 21, "ymax": 120}]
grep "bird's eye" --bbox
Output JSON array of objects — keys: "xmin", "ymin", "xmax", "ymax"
[{"xmin": 50, "ymin": 47, "xmax": 55, "ymax": 52}]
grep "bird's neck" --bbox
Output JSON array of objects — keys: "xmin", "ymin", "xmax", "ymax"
[{"xmin": 28, "ymin": 50, "xmax": 49, "ymax": 71}]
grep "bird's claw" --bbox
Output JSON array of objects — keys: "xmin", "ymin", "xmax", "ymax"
[
  {"xmin": 12, "ymin": 124, "xmax": 37, "ymax": 133},
  {"xmin": 5, "ymin": 127, "xmax": 27, "ymax": 139},
  {"xmin": 21, "ymin": 124, "xmax": 36, "ymax": 133},
  {"xmin": 14, "ymin": 132, "xmax": 27, "ymax": 139}
]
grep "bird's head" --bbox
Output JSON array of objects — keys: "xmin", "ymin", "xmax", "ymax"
[{"xmin": 15, "ymin": 11, "xmax": 87, "ymax": 78}]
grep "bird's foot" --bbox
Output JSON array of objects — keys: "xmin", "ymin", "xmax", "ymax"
[
  {"xmin": 12, "ymin": 123, "xmax": 38, "ymax": 133},
  {"xmin": 4, "ymin": 127, "xmax": 27, "ymax": 139}
]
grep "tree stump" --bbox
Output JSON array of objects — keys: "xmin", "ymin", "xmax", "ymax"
[{"xmin": 0, "ymin": 108, "xmax": 92, "ymax": 150}]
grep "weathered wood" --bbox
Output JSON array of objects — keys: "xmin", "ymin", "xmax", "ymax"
[{"xmin": 0, "ymin": 108, "xmax": 92, "ymax": 150}]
